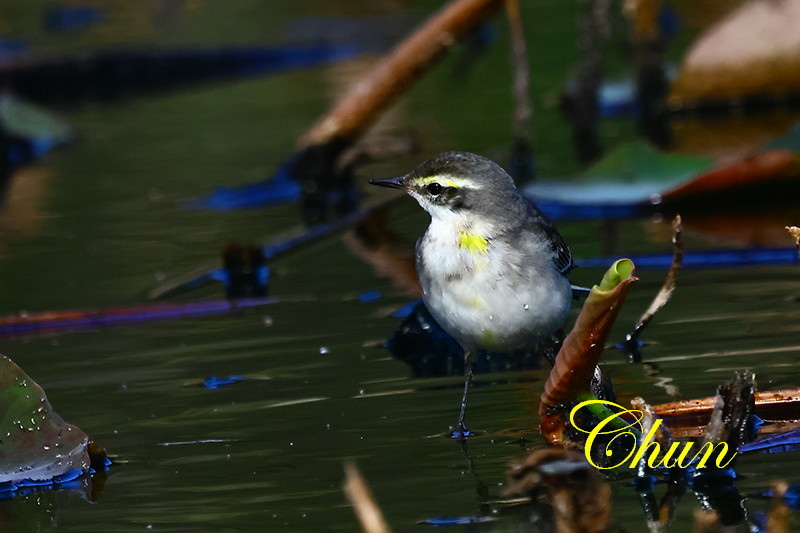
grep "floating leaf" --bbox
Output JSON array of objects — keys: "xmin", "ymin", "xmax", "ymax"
[
  {"xmin": 660, "ymin": 151, "xmax": 800, "ymax": 202},
  {"xmin": 525, "ymin": 143, "xmax": 800, "ymax": 221},
  {"xmin": 0, "ymin": 93, "xmax": 72, "ymax": 147},
  {"xmin": 0, "ymin": 354, "xmax": 91, "ymax": 488},
  {"xmin": 741, "ymin": 428, "xmax": 800, "ymax": 454},
  {"xmin": 203, "ymin": 375, "xmax": 245, "ymax": 390},
  {"xmin": 524, "ymin": 143, "xmax": 712, "ymax": 208},
  {"xmin": 188, "ymin": 163, "xmax": 300, "ymax": 211},
  {"xmin": 582, "ymin": 143, "xmax": 711, "ymax": 185}
]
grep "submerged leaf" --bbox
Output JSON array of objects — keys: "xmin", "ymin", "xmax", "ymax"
[
  {"xmin": 505, "ymin": 448, "xmax": 612, "ymax": 532},
  {"xmin": 0, "ymin": 354, "xmax": 91, "ymax": 486}
]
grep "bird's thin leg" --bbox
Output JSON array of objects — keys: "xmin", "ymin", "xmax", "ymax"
[
  {"xmin": 453, "ymin": 349, "xmax": 475, "ymax": 439},
  {"xmin": 542, "ymin": 331, "xmax": 564, "ymax": 366}
]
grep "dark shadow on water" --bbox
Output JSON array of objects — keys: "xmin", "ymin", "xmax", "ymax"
[
  {"xmin": 385, "ymin": 302, "xmax": 544, "ymax": 379},
  {"xmin": 1, "ymin": 44, "xmax": 359, "ymax": 106}
]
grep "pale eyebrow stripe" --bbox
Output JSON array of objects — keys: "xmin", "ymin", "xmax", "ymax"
[{"xmin": 415, "ymin": 175, "xmax": 482, "ymax": 189}]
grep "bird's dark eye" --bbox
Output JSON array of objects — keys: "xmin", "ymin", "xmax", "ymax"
[{"xmin": 426, "ymin": 182, "xmax": 443, "ymax": 196}]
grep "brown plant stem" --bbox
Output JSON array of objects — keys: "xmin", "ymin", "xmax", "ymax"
[
  {"xmin": 504, "ymin": 0, "xmax": 531, "ymax": 143},
  {"xmin": 504, "ymin": 0, "xmax": 534, "ymax": 181},
  {"xmin": 651, "ymin": 387, "xmax": 800, "ymax": 435},
  {"xmin": 292, "ymin": 0, "xmax": 504, "ymax": 225},
  {"xmin": 539, "ymin": 260, "xmax": 638, "ymax": 446},
  {"xmin": 299, "ymin": 0, "xmax": 504, "ymax": 149},
  {"xmin": 343, "ymin": 461, "xmax": 393, "ymax": 533}
]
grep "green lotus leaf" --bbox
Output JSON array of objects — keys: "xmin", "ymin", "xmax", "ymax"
[{"xmin": 0, "ymin": 354, "xmax": 90, "ymax": 484}]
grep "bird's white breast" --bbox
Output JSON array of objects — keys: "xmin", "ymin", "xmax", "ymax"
[{"xmin": 418, "ymin": 219, "xmax": 571, "ymax": 352}]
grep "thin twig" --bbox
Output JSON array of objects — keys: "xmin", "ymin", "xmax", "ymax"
[
  {"xmin": 504, "ymin": 0, "xmax": 531, "ymax": 142},
  {"xmin": 504, "ymin": 0, "xmax": 534, "ymax": 181},
  {"xmin": 621, "ymin": 214, "xmax": 683, "ymax": 362},
  {"xmin": 343, "ymin": 461, "xmax": 393, "ymax": 533}
]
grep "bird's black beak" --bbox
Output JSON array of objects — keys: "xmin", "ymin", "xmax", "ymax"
[{"xmin": 369, "ymin": 175, "xmax": 405, "ymax": 190}]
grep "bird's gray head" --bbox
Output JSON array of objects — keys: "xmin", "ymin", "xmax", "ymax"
[{"xmin": 370, "ymin": 151, "xmax": 527, "ymax": 232}]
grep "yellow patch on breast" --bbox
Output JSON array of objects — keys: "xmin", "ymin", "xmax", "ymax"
[
  {"xmin": 457, "ymin": 232, "xmax": 490, "ymax": 255},
  {"xmin": 480, "ymin": 330, "xmax": 499, "ymax": 349},
  {"xmin": 460, "ymin": 294, "xmax": 485, "ymax": 309}
]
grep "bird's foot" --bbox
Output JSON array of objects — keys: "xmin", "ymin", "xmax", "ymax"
[{"xmin": 449, "ymin": 422, "xmax": 473, "ymax": 441}]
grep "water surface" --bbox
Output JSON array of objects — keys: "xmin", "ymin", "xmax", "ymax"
[{"xmin": 1, "ymin": 2, "xmax": 799, "ymax": 531}]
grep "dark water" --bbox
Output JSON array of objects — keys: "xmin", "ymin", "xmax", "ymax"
[{"xmin": 1, "ymin": 1, "xmax": 799, "ymax": 531}]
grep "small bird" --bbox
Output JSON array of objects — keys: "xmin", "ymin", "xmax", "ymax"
[{"xmin": 370, "ymin": 151, "xmax": 574, "ymax": 437}]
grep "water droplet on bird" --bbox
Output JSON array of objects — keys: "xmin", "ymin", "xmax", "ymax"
[
  {"xmin": 523, "ymin": 304, "xmax": 530, "ymax": 310},
  {"xmin": 488, "ymin": 315, "xmax": 494, "ymax": 321},
  {"xmin": 319, "ymin": 346, "xmax": 330, "ymax": 354}
]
